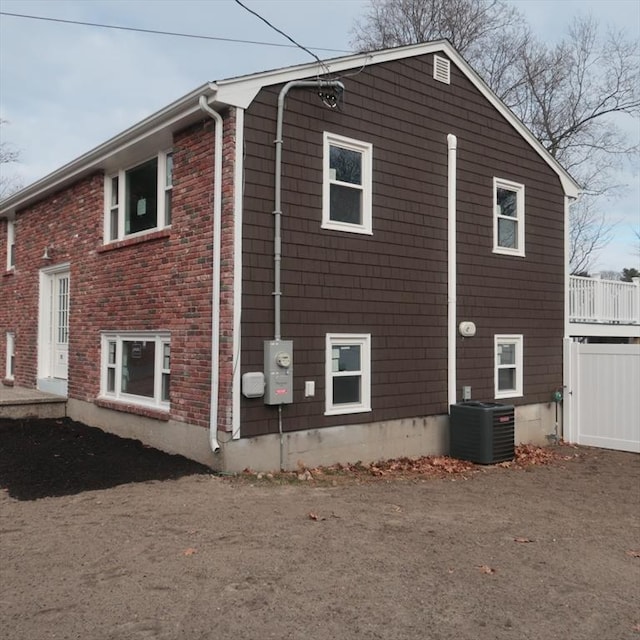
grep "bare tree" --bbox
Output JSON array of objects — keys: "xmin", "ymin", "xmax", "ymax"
[
  {"xmin": 351, "ymin": 1, "xmax": 640, "ymax": 273},
  {"xmin": 0, "ymin": 119, "xmax": 22, "ymax": 201},
  {"xmin": 632, "ymin": 228, "xmax": 640, "ymax": 263},
  {"xmin": 568, "ymin": 197, "xmax": 615, "ymax": 275},
  {"xmin": 351, "ymin": 0, "xmax": 521, "ymax": 54}
]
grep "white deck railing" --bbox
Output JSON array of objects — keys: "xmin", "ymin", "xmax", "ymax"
[{"xmin": 569, "ymin": 276, "xmax": 640, "ymax": 324}]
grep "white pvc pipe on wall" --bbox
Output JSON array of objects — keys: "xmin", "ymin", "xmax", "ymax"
[
  {"xmin": 447, "ymin": 134, "xmax": 458, "ymax": 411},
  {"xmin": 199, "ymin": 95, "xmax": 223, "ymax": 454}
]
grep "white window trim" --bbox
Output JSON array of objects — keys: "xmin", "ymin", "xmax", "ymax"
[
  {"xmin": 325, "ymin": 333, "xmax": 372, "ymax": 416},
  {"xmin": 100, "ymin": 331, "xmax": 170, "ymax": 410},
  {"xmin": 494, "ymin": 334, "xmax": 523, "ymax": 399},
  {"xmin": 493, "ymin": 177, "xmax": 525, "ymax": 257},
  {"xmin": 322, "ymin": 132, "xmax": 373, "ymax": 235},
  {"xmin": 104, "ymin": 150, "xmax": 173, "ymax": 243},
  {"xmin": 5, "ymin": 332, "xmax": 15, "ymax": 380},
  {"xmin": 6, "ymin": 219, "xmax": 15, "ymax": 270}
]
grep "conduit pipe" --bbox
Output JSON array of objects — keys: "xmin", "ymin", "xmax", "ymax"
[
  {"xmin": 199, "ymin": 95, "xmax": 223, "ymax": 454},
  {"xmin": 273, "ymin": 79, "xmax": 344, "ymax": 340},
  {"xmin": 447, "ymin": 134, "xmax": 458, "ymax": 411},
  {"xmin": 273, "ymin": 80, "xmax": 344, "ymax": 471}
]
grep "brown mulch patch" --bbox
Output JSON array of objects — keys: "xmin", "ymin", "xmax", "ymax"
[{"xmin": 0, "ymin": 417, "xmax": 210, "ymax": 501}]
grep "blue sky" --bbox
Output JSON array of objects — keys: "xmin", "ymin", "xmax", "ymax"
[{"xmin": 1, "ymin": 0, "xmax": 638, "ymax": 272}]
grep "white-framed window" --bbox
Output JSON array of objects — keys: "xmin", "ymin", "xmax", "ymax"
[
  {"xmin": 101, "ymin": 331, "xmax": 170, "ymax": 410},
  {"xmin": 495, "ymin": 335, "xmax": 523, "ymax": 399},
  {"xmin": 322, "ymin": 132, "xmax": 373, "ymax": 235},
  {"xmin": 6, "ymin": 219, "xmax": 15, "ymax": 270},
  {"xmin": 493, "ymin": 178, "xmax": 525, "ymax": 256},
  {"xmin": 5, "ymin": 332, "xmax": 15, "ymax": 380},
  {"xmin": 325, "ymin": 333, "xmax": 371, "ymax": 416},
  {"xmin": 104, "ymin": 151, "xmax": 173, "ymax": 242}
]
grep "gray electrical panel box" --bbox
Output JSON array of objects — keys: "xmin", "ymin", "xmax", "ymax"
[{"xmin": 264, "ymin": 340, "xmax": 293, "ymax": 405}]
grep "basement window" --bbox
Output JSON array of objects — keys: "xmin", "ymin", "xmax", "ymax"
[
  {"xmin": 322, "ymin": 133, "xmax": 373, "ymax": 235},
  {"xmin": 105, "ymin": 151, "xmax": 173, "ymax": 242},
  {"xmin": 495, "ymin": 335, "xmax": 523, "ymax": 399},
  {"xmin": 101, "ymin": 332, "xmax": 170, "ymax": 409},
  {"xmin": 325, "ymin": 333, "xmax": 371, "ymax": 415},
  {"xmin": 5, "ymin": 332, "xmax": 15, "ymax": 380}
]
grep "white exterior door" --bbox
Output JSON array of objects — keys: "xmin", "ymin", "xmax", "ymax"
[
  {"xmin": 52, "ymin": 272, "xmax": 70, "ymax": 379},
  {"xmin": 38, "ymin": 265, "xmax": 70, "ymax": 395}
]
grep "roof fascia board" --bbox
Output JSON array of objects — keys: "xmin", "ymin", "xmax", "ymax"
[
  {"xmin": 214, "ymin": 41, "xmax": 447, "ymax": 108},
  {"xmin": 216, "ymin": 40, "xmax": 579, "ymax": 197},
  {"xmin": 1, "ymin": 83, "xmax": 218, "ymax": 217}
]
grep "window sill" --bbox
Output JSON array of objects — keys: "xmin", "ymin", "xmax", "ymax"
[
  {"xmin": 2, "ymin": 378, "xmax": 15, "ymax": 387},
  {"xmin": 494, "ymin": 392, "xmax": 523, "ymax": 400},
  {"xmin": 3, "ymin": 268, "xmax": 15, "ymax": 277},
  {"xmin": 95, "ymin": 397, "xmax": 170, "ymax": 421},
  {"xmin": 492, "ymin": 247, "xmax": 525, "ymax": 258},
  {"xmin": 321, "ymin": 222, "xmax": 373, "ymax": 236},
  {"xmin": 97, "ymin": 228, "xmax": 171, "ymax": 254},
  {"xmin": 324, "ymin": 406, "xmax": 371, "ymax": 417}
]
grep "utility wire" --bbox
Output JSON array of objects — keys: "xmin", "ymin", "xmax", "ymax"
[
  {"xmin": 232, "ymin": 0, "xmax": 332, "ymax": 75},
  {"xmin": 0, "ymin": 11, "xmax": 351, "ymax": 54}
]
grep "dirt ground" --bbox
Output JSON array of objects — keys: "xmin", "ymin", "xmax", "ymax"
[{"xmin": 1, "ymin": 418, "xmax": 639, "ymax": 640}]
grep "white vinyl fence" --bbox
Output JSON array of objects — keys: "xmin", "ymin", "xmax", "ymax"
[{"xmin": 564, "ymin": 341, "xmax": 640, "ymax": 452}]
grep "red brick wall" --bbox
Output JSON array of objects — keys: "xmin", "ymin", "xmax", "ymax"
[
  {"xmin": 218, "ymin": 108, "xmax": 237, "ymax": 433},
  {"xmin": 1, "ymin": 113, "xmax": 236, "ymax": 433}
]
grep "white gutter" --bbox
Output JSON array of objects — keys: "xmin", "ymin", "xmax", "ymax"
[
  {"xmin": 199, "ymin": 95, "xmax": 223, "ymax": 454},
  {"xmin": 447, "ymin": 134, "xmax": 458, "ymax": 410}
]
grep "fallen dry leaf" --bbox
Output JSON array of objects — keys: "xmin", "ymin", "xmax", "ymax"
[
  {"xmin": 237, "ymin": 443, "xmax": 580, "ymax": 485},
  {"xmin": 182, "ymin": 548, "xmax": 197, "ymax": 556},
  {"xmin": 479, "ymin": 565, "xmax": 496, "ymax": 574},
  {"xmin": 514, "ymin": 537, "xmax": 534, "ymax": 544},
  {"xmin": 308, "ymin": 512, "xmax": 325, "ymax": 521},
  {"xmin": 626, "ymin": 550, "xmax": 640, "ymax": 558}
]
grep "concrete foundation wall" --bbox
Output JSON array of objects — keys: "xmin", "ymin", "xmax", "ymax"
[
  {"xmin": 67, "ymin": 399, "xmax": 218, "ymax": 468},
  {"xmin": 67, "ymin": 399, "xmax": 556, "ymax": 473},
  {"xmin": 515, "ymin": 402, "xmax": 561, "ymax": 445},
  {"xmin": 223, "ymin": 415, "xmax": 450, "ymax": 472}
]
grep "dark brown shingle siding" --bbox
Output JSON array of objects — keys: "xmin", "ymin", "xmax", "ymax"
[{"xmin": 241, "ymin": 53, "xmax": 564, "ymax": 437}]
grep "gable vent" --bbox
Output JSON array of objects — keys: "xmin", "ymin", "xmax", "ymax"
[{"xmin": 433, "ymin": 54, "xmax": 451, "ymax": 84}]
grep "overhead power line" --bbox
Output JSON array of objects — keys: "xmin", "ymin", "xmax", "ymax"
[
  {"xmin": 0, "ymin": 11, "xmax": 351, "ymax": 54},
  {"xmin": 233, "ymin": 0, "xmax": 330, "ymax": 73}
]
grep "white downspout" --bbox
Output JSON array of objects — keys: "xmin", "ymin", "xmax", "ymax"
[
  {"xmin": 447, "ymin": 134, "xmax": 458, "ymax": 410},
  {"xmin": 199, "ymin": 95, "xmax": 223, "ymax": 454},
  {"xmin": 563, "ymin": 194, "xmax": 574, "ymax": 443}
]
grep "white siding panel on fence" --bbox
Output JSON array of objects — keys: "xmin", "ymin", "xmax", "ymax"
[{"xmin": 571, "ymin": 343, "xmax": 640, "ymax": 452}]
